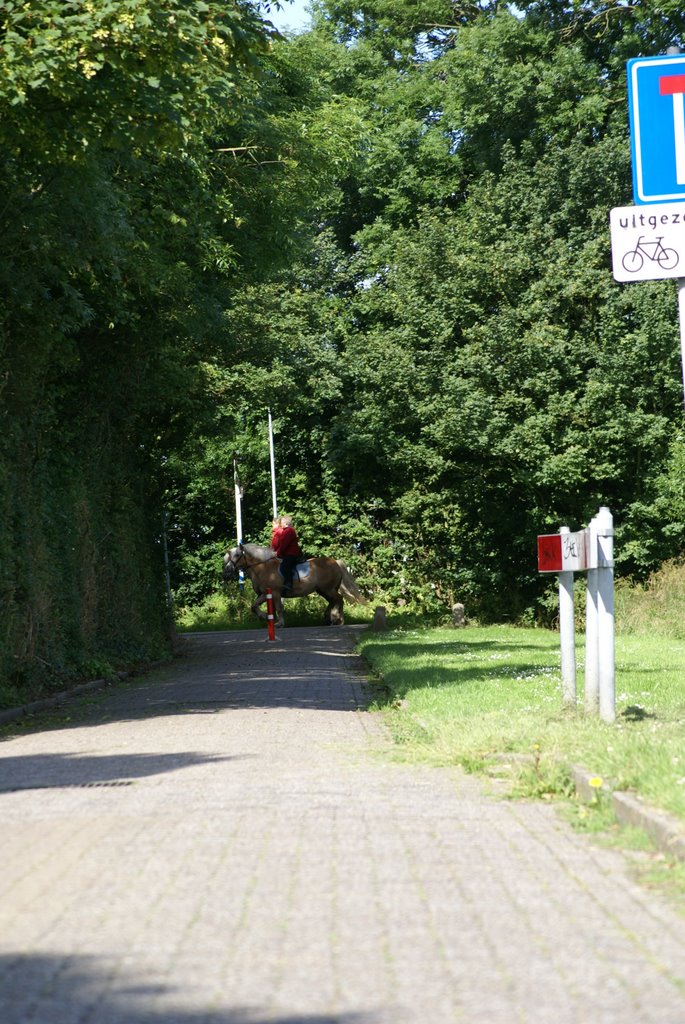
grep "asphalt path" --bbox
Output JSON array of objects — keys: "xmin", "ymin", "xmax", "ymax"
[{"xmin": 0, "ymin": 626, "xmax": 684, "ymax": 1024}]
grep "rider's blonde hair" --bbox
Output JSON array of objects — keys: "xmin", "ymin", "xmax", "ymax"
[{"xmin": 280, "ymin": 514, "xmax": 293, "ymax": 527}]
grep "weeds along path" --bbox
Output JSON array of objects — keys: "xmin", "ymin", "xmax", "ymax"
[{"xmin": 0, "ymin": 626, "xmax": 684, "ymax": 1024}]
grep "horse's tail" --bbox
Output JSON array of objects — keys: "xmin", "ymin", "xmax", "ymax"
[{"xmin": 336, "ymin": 560, "xmax": 368, "ymax": 605}]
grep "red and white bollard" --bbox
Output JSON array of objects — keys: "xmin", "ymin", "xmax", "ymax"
[{"xmin": 265, "ymin": 587, "xmax": 276, "ymax": 641}]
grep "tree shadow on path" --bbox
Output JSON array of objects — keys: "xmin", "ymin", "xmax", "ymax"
[
  {"xmin": 0, "ymin": 952, "xmax": 386, "ymax": 1024},
  {"xmin": 0, "ymin": 751, "xmax": 247, "ymax": 793}
]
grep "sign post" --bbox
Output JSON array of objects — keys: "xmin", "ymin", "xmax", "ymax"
[
  {"xmin": 558, "ymin": 527, "xmax": 576, "ymax": 706},
  {"xmin": 584, "ymin": 515, "xmax": 599, "ymax": 714},
  {"xmin": 596, "ymin": 508, "xmax": 616, "ymax": 723},
  {"xmin": 537, "ymin": 510, "xmax": 614, "ymax": 720}
]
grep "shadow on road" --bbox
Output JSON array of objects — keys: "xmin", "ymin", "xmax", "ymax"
[
  {"xmin": 0, "ymin": 751, "xmax": 247, "ymax": 793},
  {"xmin": 0, "ymin": 627, "xmax": 372, "ymax": 739},
  {"xmin": 0, "ymin": 952, "xmax": 384, "ymax": 1024}
]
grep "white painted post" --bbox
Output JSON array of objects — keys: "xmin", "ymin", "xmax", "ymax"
[
  {"xmin": 558, "ymin": 527, "xmax": 576, "ymax": 706},
  {"xmin": 596, "ymin": 506, "xmax": 616, "ymax": 723},
  {"xmin": 233, "ymin": 455, "xmax": 243, "ymax": 544},
  {"xmin": 233, "ymin": 455, "xmax": 245, "ymax": 589},
  {"xmin": 268, "ymin": 407, "xmax": 278, "ymax": 519},
  {"xmin": 584, "ymin": 516, "xmax": 599, "ymax": 714}
]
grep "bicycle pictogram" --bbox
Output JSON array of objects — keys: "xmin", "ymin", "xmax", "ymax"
[{"xmin": 621, "ymin": 235, "xmax": 679, "ymax": 273}]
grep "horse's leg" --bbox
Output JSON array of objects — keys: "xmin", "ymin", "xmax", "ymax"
[
  {"xmin": 330, "ymin": 591, "xmax": 344, "ymax": 626},
  {"xmin": 315, "ymin": 587, "xmax": 333, "ymax": 625},
  {"xmin": 318, "ymin": 588, "xmax": 344, "ymax": 625},
  {"xmin": 251, "ymin": 592, "xmax": 269, "ymax": 621}
]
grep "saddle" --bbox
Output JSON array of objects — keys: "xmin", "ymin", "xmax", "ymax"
[{"xmin": 278, "ymin": 559, "xmax": 311, "ymax": 583}]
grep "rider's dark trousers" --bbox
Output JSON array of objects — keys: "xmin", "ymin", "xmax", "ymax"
[{"xmin": 280, "ymin": 555, "xmax": 299, "ymax": 589}]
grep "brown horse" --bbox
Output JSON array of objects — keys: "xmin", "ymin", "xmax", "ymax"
[{"xmin": 223, "ymin": 542, "xmax": 367, "ymax": 626}]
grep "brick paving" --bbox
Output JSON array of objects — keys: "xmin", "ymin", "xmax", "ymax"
[{"xmin": 0, "ymin": 625, "xmax": 684, "ymax": 1024}]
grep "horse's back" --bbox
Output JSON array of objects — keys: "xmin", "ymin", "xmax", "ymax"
[{"xmin": 242, "ymin": 542, "xmax": 276, "ymax": 562}]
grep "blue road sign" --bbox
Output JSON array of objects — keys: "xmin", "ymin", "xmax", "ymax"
[{"xmin": 628, "ymin": 54, "xmax": 685, "ymax": 204}]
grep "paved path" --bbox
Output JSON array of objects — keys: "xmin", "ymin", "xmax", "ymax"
[{"xmin": 0, "ymin": 626, "xmax": 684, "ymax": 1024}]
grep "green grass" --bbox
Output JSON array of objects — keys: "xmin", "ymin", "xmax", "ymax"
[{"xmin": 358, "ymin": 624, "xmax": 685, "ymax": 823}]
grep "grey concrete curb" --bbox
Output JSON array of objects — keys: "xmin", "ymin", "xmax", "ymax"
[
  {"xmin": 0, "ymin": 657, "xmax": 173, "ymax": 727},
  {"xmin": 0, "ymin": 674, "xmax": 128, "ymax": 726},
  {"xmin": 488, "ymin": 755, "xmax": 685, "ymax": 865},
  {"xmin": 571, "ymin": 764, "xmax": 685, "ymax": 864}
]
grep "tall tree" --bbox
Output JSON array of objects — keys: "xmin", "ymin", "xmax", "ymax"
[
  {"xmin": 0, "ymin": 0, "xmax": 273, "ymax": 693},
  {"xmin": 196, "ymin": 0, "xmax": 685, "ymax": 619}
]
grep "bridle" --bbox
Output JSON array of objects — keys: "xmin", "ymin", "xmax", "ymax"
[
  {"xmin": 229, "ymin": 546, "xmax": 249, "ymax": 569},
  {"xmin": 226, "ymin": 543, "xmax": 278, "ymax": 575}
]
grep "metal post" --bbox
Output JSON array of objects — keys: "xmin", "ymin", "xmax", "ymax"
[
  {"xmin": 558, "ymin": 527, "xmax": 576, "ymax": 706},
  {"xmin": 677, "ymin": 279, "xmax": 685, "ymax": 407},
  {"xmin": 233, "ymin": 455, "xmax": 243, "ymax": 544},
  {"xmin": 268, "ymin": 407, "xmax": 278, "ymax": 519},
  {"xmin": 596, "ymin": 506, "xmax": 615, "ymax": 723},
  {"xmin": 584, "ymin": 516, "xmax": 599, "ymax": 714},
  {"xmin": 233, "ymin": 455, "xmax": 245, "ymax": 589}
]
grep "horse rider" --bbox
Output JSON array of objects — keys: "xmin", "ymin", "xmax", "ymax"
[{"xmin": 271, "ymin": 514, "xmax": 303, "ymax": 594}]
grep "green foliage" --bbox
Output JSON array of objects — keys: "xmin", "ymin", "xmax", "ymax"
[
  {"xmin": 186, "ymin": 0, "xmax": 685, "ymax": 623},
  {"xmin": 0, "ymin": 1, "xmax": 277, "ymax": 697},
  {"xmin": 6, "ymin": 0, "xmax": 685, "ymax": 693}
]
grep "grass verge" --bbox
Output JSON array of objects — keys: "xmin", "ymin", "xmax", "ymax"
[{"xmin": 357, "ymin": 624, "xmax": 685, "ymax": 823}]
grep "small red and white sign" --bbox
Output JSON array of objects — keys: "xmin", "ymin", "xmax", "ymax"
[{"xmin": 537, "ymin": 530, "xmax": 588, "ymax": 573}]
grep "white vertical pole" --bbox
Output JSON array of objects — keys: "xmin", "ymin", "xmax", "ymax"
[
  {"xmin": 677, "ymin": 279, "xmax": 685, "ymax": 407},
  {"xmin": 558, "ymin": 527, "xmax": 576, "ymax": 706},
  {"xmin": 596, "ymin": 506, "xmax": 615, "ymax": 723},
  {"xmin": 584, "ymin": 516, "xmax": 599, "ymax": 714},
  {"xmin": 233, "ymin": 456, "xmax": 243, "ymax": 544},
  {"xmin": 233, "ymin": 455, "xmax": 244, "ymax": 588},
  {"xmin": 268, "ymin": 407, "xmax": 278, "ymax": 519}
]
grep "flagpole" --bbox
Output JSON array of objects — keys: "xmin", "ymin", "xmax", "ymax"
[
  {"xmin": 233, "ymin": 453, "xmax": 245, "ymax": 588},
  {"xmin": 233, "ymin": 453, "xmax": 243, "ymax": 544},
  {"xmin": 268, "ymin": 408, "xmax": 278, "ymax": 519}
]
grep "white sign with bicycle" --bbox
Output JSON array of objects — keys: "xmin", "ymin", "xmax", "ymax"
[{"xmin": 610, "ymin": 202, "xmax": 685, "ymax": 281}]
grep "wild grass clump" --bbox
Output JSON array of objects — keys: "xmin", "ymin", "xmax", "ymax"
[
  {"xmin": 616, "ymin": 560, "xmax": 685, "ymax": 639},
  {"xmin": 176, "ymin": 592, "xmax": 262, "ymax": 632}
]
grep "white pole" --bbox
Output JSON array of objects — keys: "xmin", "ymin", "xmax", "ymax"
[
  {"xmin": 268, "ymin": 407, "xmax": 278, "ymax": 519},
  {"xmin": 584, "ymin": 516, "xmax": 599, "ymax": 714},
  {"xmin": 596, "ymin": 506, "xmax": 615, "ymax": 723},
  {"xmin": 233, "ymin": 456, "xmax": 243, "ymax": 544},
  {"xmin": 233, "ymin": 456, "xmax": 244, "ymax": 588},
  {"xmin": 558, "ymin": 527, "xmax": 576, "ymax": 706},
  {"xmin": 677, "ymin": 279, "xmax": 685, "ymax": 407}
]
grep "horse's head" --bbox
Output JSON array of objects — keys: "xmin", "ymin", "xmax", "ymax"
[{"xmin": 222, "ymin": 545, "xmax": 244, "ymax": 582}]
